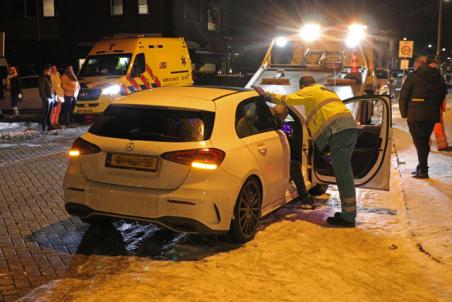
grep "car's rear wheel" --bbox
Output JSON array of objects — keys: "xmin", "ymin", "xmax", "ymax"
[
  {"xmin": 228, "ymin": 177, "xmax": 262, "ymax": 243},
  {"xmin": 309, "ymin": 184, "xmax": 329, "ymax": 196}
]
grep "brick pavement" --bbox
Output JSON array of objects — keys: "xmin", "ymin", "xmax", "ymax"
[{"xmin": 0, "ymin": 133, "xmax": 88, "ymax": 301}]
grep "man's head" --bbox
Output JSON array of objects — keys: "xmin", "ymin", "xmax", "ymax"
[
  {"xmin": 51, "ymin": 65, "xmax": 57, "ymax": 74},
  {"xmin": 414, "ymin": 55, "xmax": 427, "ymax": 70},
  {"xmin": 426, "ymin": 55, "xmax": 439, "ymax": 69},
  {"xmin": 42, "ymin": 64, "xmax": 52, "ymax": 75},
  {"xmin": 299, "ymin": 75, "xmax": 316, "ymax": 89}
]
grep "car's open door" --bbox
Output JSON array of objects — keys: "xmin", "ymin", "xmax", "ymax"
[{"xmin": 312, "ymin": 95, "xmax": 392, "ymax": 191}]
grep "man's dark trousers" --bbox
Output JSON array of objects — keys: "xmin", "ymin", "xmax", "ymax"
[
  {"xmin": 407, "ymin": 120, "xmax": 435, "ymax": 172},
  {"xmin": 41, "ymin": 97, "xmax": 54, "ymax": 131}
]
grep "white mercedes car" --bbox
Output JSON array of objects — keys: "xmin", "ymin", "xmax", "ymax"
[{"xmin": 64, "ymin": 87, "xmax": 392, "ymax": 243}]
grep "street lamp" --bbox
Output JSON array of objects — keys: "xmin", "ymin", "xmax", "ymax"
[
  {"xmin": 437, "ymin": 0, "xmax": 451, "ymax": 60},
  {"xmin": 428, "ymin": 44, "xmax": 433, "ymax": 48}
]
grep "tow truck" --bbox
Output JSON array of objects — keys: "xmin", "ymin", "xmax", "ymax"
[{"xmin": 246, "ymin": 24, "xmax": 377, "ymax": 99}]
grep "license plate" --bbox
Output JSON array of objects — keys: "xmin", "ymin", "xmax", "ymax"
[{"xmin": 106, "ymin": 153, "xmax": 159, "ymax": 172}]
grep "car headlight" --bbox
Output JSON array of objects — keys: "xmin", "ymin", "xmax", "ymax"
[{"xmin": 102, "ymin": 85, "xmax": 121, "ymax": 96}]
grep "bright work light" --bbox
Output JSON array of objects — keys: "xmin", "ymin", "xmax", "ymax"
[
  {"xmin": 346, "ymin": 23, "xmax": 367, "ymax": 48},
  {"xmin": 275, "ymin": 37, "xmax": 288, "ymax": 47},
  {"xmin": 299, "ymin": 24, "xmax": 321, "ymax": 42}
]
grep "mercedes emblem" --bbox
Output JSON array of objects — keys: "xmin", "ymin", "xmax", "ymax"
[{"xmin": 125, "ymin": 142, "xmax": 135, "ymax": 151}]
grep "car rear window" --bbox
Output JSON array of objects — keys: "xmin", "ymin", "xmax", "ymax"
[{"xmin": 89, "ymin": 105, "xmax": 215, "ymax": 142}]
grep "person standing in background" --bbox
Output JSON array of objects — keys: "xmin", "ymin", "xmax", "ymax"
[
  {"xmin": 61, "ymin": 65, "xmax": 80, "ymax": 126},
  {"xmin": 7, "ymin": 66, "xmax": 22, "ymax": 117},
  {"xmin": 38, "ymin": 65, "xmax": 54, "ymax": 132},
  {"xmin": 399, "ymin": 56, "xmax": 448, "ymax": 178},
  {"xmin": 49, "ymin": 66, "xmax": 64, "ymax": 128}
]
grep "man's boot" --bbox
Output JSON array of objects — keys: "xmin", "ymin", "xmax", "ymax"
[
  {"xmin": 327, "ymin": 196, "xmax": 356, "ymax": 227},
  {"xmin": 297, "ymin": 193, "xmax": 315, "ymax": 210},
  {"xmin": 327, "ymin": 212, "xmax": 355, "ymax": 227},
  {"xmin": 411, "ymin": 165, "xmax": 420, "ymax": 175},
  {"xmin": 413, "ymin": 170, "xmax": 429, "ymax": 179}
]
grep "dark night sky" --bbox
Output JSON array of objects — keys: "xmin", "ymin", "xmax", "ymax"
[{"xmin": 229, "ymin": 0, "xmax": 452, "ymax": 53}]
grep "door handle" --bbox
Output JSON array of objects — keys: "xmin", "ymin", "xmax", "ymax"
[{"xmin": 257, "ymin": 144, "xmax": 267, "ymax": 155}]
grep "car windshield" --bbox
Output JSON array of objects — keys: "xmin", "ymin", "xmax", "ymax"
[
  {"xmin": 88, "ymin": 105, "xmax": 215, "ymax": 142},
  {"xmin": 79, "ymin": 54, "xmax": 131, "ymax": 77}
]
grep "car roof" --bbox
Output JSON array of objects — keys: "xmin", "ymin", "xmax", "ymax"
[{"xmin": 114, "ymin": 86, "xmax": 253, "ymax": 111}]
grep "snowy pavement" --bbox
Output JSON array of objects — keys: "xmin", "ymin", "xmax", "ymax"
[
  {"xmin": 392, "ymin": 95, "xmax": 452, "ymax": 267},
  {"xmin": 16, "ymin": 158, "xmax": 452, "ymax": 302},
  {"xmin": 1, "ymin": 101, "xmax": 452, "ymax": 301}
]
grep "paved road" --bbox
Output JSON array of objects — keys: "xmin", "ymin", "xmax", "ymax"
[{"xmin": 0, "ymin": 131, "xmax": 85, "ymax": 301}]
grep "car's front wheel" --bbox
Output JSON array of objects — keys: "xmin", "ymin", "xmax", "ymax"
[{"xmin": 228, "ymin": 177, "xmax": 262, "ymax": 244}]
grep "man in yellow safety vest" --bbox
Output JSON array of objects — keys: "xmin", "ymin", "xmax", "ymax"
[{"xmin": 255, "ymin": 76, "xmax": 360, "ymax": 227}]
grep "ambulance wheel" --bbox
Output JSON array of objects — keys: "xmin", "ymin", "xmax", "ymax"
[
  {"xmin": 228, "ymin": 177, "xmax": 262, "ymax": 244},
  {"xmin": 309, "ymin": 184, "xmax": 329, "ymax": 196}
]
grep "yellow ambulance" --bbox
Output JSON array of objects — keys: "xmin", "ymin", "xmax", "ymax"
[{"xmin": 75, "ymin": 34, "xmax": 193, "ymax": 115}]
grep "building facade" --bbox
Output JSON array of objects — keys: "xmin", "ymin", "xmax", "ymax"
[{"xmin": 0, "ymin": 0, "xmax": 228, "ymax": 70}]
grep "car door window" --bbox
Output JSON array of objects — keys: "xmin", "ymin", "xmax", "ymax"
[
  {"xmin": 235, "ymin": 97, "xmax": 277, "ymax": 138},
  {"xmin": 131, "ymin": 53, "xmax": 146, "ymax": 77}
]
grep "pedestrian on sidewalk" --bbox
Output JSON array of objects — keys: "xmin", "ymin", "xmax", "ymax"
[
  {"xmin": 255, "ymin": 76, "xmax": 360, "ymax": 227},
  {"xmin": 49, "ymin": 65, "xmax": 64, "ymax": 128},
  {"xmin": 6, "ymin": 66, "xmax": 22, "ymax": 117},
  {"xmin": 38, "ymin": 65, "xmax": 55, "ymax": 132},
  {"xmin": 61, "ymin": 65, "xmax": 80, "ymax": 127},
  {"xmin": 399, "ymin": 55, "xmax": 448, "ymax": 179}
]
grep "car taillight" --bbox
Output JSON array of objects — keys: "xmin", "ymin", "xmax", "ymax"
[
  {"xmin": 69, "ymin": 137, "xmax": 101, "ymax": 157},
  {"xmin": 161, "ymin": 148, "xmax": 225, "ymax": 170}
]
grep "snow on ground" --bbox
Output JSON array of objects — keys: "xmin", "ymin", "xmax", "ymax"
[
  {"xmin": 17, "ymin": 154, "xmax": 452, "ymax": 301},
  {"xmin": 0, "ymin": 122, "xmax": 40, "ymax": 141},
  {"xmin": 392, "ymin": 95, "xmax": 452, "ymax": 267},
  {"xmin": 0, "ymin": 122, "xmax": 88, "ymax": 143}
]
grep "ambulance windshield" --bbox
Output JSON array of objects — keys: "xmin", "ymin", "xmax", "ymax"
[{"xmin": 79, "ymin": 54, "xmax": 132, "ymax": 77}]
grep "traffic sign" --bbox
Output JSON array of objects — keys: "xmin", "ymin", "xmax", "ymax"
[
  {"xmin": 399, "ymin": 40, "xmax": 414, "ymax": 58},
  {"xmin": 400, "ymin": 59, "xmax": 410, "ymax": 70}
]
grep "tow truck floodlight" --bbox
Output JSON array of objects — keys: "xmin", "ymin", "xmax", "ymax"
[
  {"xmin": 300, "ymin": 24, "xmax": 321, "ymax": 42},
  {"xmin": 275, "ymin": 37, "xmax": 288, "ymax": 47},
  {"xmin": 346, "ymin": 23, "xmax": 367, "ymax": 48}
]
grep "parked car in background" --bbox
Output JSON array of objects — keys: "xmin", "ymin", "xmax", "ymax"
[
  {"xmin": 64, "ymin": 86, "xmax": 392, "ymax": 243},
  {"xmin": 375, "ymin": 69, "xmax": 391, "ymax": 96},
  {"xmin": 391, "ymin": 69, "xmax": 405, "ymax": 95}
]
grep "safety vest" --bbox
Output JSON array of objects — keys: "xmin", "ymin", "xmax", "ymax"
[{"xmin": 271, "ymin": 84, "xmax": 353, "ymax": 140}]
